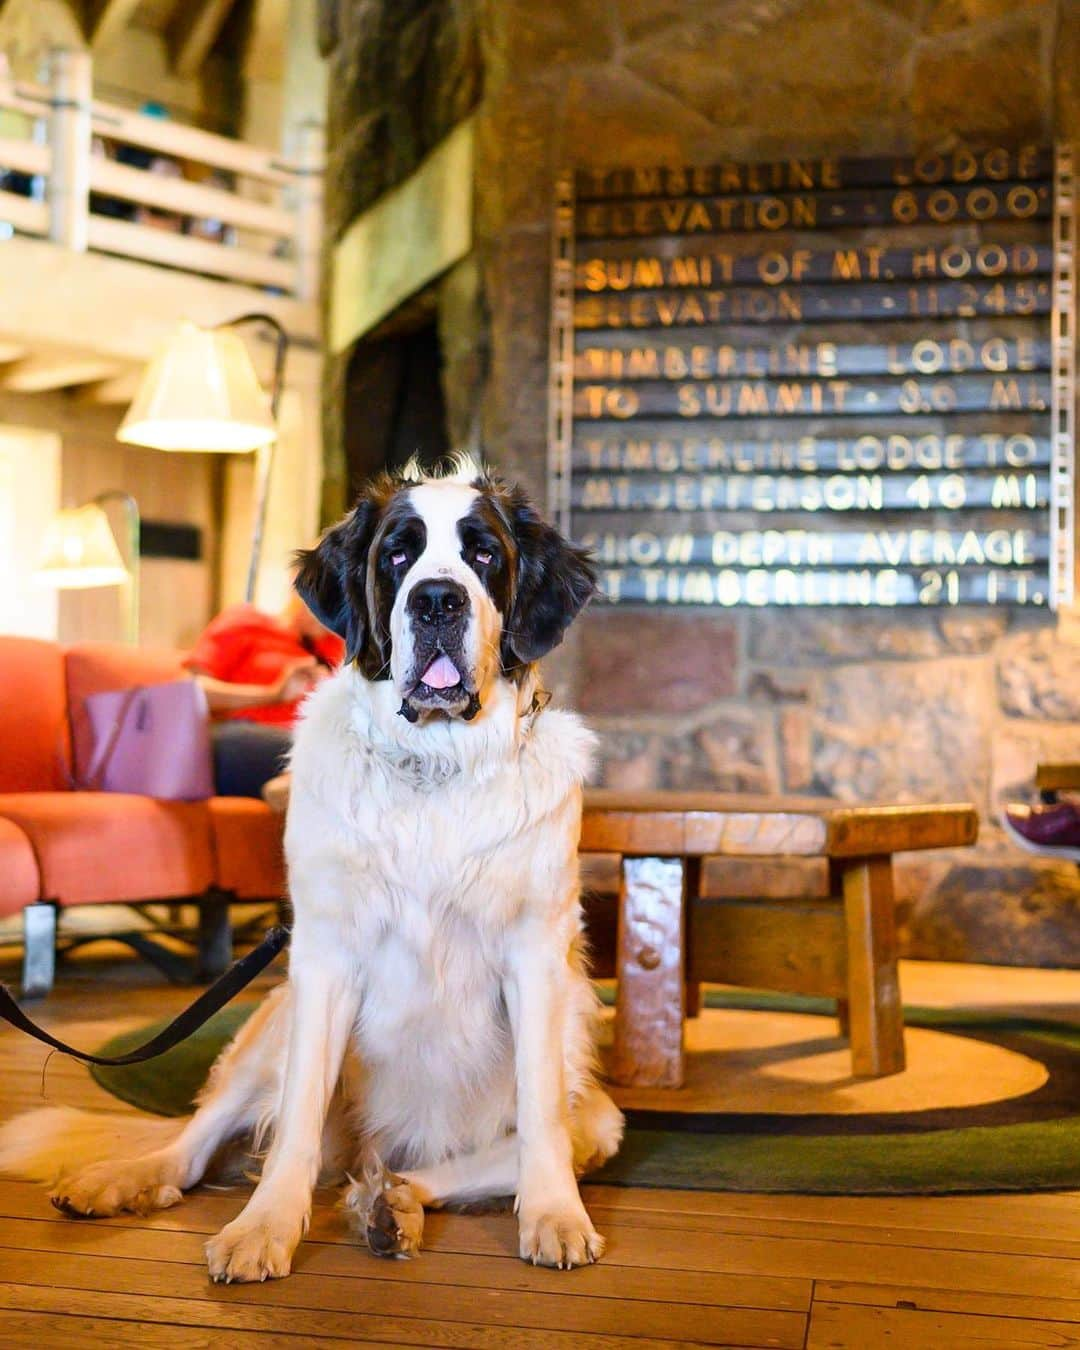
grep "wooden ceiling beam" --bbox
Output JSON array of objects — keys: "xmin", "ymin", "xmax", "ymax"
[
  {"xmin": 244, "ymin": 0, "xmax": 288, "ymax": 82},
  {"xmin": 86, "ymin": 0, "xmax": 144, "ymax": 53},
  {"xmin": 75, "ymin": 365, "xmax": 144, "ymax": 405},
  {"xmin": 0, "ymin": 350, "xmax": 127, "ymax": 393},
  {"xmin": 0, "ymin": 235, "xmax": 321, "ymax": 360},
  {"xmin": 169, "ymin": 0, "xmax": 238, "ymax": 77},
  {"xmin": 0, "ymin": 338, "xmax": 28, "ymax": 365}
]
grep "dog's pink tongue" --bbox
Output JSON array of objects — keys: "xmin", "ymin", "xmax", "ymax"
[{"xmin": 421, "ymin": 654, "xmax": 461, "ymax": 689}]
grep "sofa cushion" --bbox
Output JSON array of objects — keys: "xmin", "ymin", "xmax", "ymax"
[
  {"xmin": 208, "ymin": 797, "xmax": 285, "ymax": 899},
  {"xmin": 65, "ymin": 643, "xmax": 191, "ymax": 788},
  {"xmin": 0, "ymin": 817, "xmax": 42, "ymax": 918},
  {"xmin": 0, "ymin": 792, "xmax": 214, "ymax": 906},
  {"xmin": 0, "ymin": 637, "xmax": 70, "ymax": 792}
]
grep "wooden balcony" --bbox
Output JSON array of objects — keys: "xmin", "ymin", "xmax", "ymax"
[
  {"xmin": 0, "ymin": 47, "xmax": 324, "ymax": 619},
  {"xmin": 0, "ymin": 48, "xmax": 323, "ymax": 400},
  {"xmin": 0, "ymin": 49, "xmax": 321, "ymax": 296}
]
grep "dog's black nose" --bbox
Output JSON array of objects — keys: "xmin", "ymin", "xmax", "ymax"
[{"xmin": 408, "ymin": 578, "xmax": 469, "ymax": 625}]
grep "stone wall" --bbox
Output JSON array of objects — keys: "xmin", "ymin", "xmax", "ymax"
[
  {"xmin": 323, "ymin": 0, "xmax": 1080, "ymax": 965},
  {"xmin": 318, "ymin": 0, "xmax": 483, "ymax": 514},
  {"xmin": 584, "ymin": 604, "xmax": 1080, "ymax": 966}
]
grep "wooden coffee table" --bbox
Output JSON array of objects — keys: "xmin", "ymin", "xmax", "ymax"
[
  {"xmin": 1036, "ymin": 762, "xmax": 1080, "ymax": 800},
  {"xmin": 580, "ymin": 791, "xmax": 978, "ymax": 1087}
]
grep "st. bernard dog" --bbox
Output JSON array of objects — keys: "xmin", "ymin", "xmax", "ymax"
[{"xmin": 0, "ymin": 455, "xmax": 624, "ymax": 1281}]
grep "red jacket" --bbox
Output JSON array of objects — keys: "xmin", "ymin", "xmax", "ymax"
[{"xmin": 186, "ymin": 604, "xmax": 344, "ymax": 727}]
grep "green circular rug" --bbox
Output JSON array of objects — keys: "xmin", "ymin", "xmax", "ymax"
[{"xmin": 90, "ymin": 992, "xmax": 1080, "ymax": 1196}]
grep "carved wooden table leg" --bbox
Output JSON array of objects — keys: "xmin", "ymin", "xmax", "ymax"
[
  {"xmin": 841, "ymin": 854, "xmax": 905, "ymax": 1078},
  {"xmin": 612, "ymin": 856, "xmax": 687, "ymax": 1088}
]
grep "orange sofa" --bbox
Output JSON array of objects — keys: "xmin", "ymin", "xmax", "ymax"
[{"xmin": 0, "ymin": 636, "xmax": 286, "ymax": 996}]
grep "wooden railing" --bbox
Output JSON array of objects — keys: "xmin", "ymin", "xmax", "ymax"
[{"xmin": 0, "ymin": 49, "xmax": 322, "ymax": 300}]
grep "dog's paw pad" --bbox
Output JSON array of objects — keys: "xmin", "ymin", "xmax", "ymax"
[{"xmin": 343, "ymin": 1167, "xmax": 424, "ymax": 1259}]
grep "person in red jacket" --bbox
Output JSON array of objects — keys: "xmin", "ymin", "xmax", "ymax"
[{"xmin": 186, "ymin": 594, "xmax": 344, "ymax": 800}]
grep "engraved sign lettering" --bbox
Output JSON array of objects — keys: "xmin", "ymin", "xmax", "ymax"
[{"xmin": 549, "ymin": 146, "xmax": 1064, "ymax": 606}]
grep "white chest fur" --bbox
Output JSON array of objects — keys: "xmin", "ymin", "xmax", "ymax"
[{"xmin": 281, "ymin": 669, "xmax": 595, "ymax": 1166}]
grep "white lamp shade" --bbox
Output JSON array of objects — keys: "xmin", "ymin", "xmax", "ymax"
[
  {"xmin": 117, "ymin": 321, "xmax": 276, "ymax": 453},
  {"xmin": 36, "ymin": 503, "xmax": 129, "ymax": 589}
]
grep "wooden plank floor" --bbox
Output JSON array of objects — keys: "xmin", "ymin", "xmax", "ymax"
[{"xmin": 1, "ymin": 955, "xmax": 1079, "ymax": 1348}]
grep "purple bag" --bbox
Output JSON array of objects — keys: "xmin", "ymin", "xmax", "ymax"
[{"xmin": 80, "ymin": 679, "xmax": 215, "ymax": 801}]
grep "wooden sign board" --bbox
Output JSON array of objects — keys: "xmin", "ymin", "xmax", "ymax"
[{"xmin": 548, "ymin": 147, "xmax": 1076, "ymax": 608}]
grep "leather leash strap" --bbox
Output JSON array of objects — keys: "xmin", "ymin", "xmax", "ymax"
[{"xmin": 0, "ymin": 925, "xmax": 290, "ymax": 1066}]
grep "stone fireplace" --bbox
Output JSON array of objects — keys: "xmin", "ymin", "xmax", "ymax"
[{"xmin": 317, "ymin": 0, "xmax": 1080, "ymax": 965}]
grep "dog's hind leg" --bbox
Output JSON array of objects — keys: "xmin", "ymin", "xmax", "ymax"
[
  {"xmin": 402, "ymin": 1134, "xmax": 521, "ymax": 1209},
  {"xmin": 341, "ymin": 1161, "xmax": 429, "ymax": 1258},
  {"xmin": 570, "ymin": 1084, "xmax": 624, "ymax": 1177},
  {"xmin": 52, "ymin": 987, "xmax": 288, "ymax": 1219},
  {"xmin": 341, "ymin": 1086, "xmax": 623, "ymax": 1260},
  {"xmin": 402, "ymin": 1135, "xmax": 519, "ymax": 1207},
  {"xmin": 342, "ymin": 1136, "xmax": 518, "ymax": 1259}
]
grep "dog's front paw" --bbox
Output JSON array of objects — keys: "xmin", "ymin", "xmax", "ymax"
[
  {"xmin": 205, "ymin": 1210, "xmax": 304, "ymax": 1283},
  {"xmin": 342, "ymin": 1164, "xmax": 424, "ymax": 1259},
  {"xmin": 517, "ymin": 1200, "xmax": 604, "ymax": 1269}
]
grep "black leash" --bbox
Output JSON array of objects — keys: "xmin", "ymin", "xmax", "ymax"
[{"xmin": 0, "ymin": 925, "xmax": 290, "ymax": 1067}]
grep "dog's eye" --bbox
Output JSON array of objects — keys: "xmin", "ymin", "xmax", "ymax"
[
  {"xmin": 475, "ymin": 549, "xmax": 493, "ymax": 566},
  {"xmin": 389, "ymin": 550, "xmax": 408, "ymax": 567}
]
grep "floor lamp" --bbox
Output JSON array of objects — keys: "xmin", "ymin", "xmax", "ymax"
[
  {"xmin": 117, "ymin": 314, "xmax": 288, "ymax": 603},
  {"xmin": 36, "ymin": 491, "xmax": 140, "ymax": 644}
]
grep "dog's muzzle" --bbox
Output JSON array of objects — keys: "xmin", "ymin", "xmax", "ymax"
[{"xmin": 397, "ymin": 578, "xmax": 482, "ymax": 723}]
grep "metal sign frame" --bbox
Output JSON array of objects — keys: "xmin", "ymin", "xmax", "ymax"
[
  {"xmin": 1051, "ymin": 141, "xmax": 1077, "ymax": 610},
  {"xmin": 551, "ymin": 146, "xmax": 1077, "ymax": 609},
  {"xmin": 547, "ymin": 169, "xmax": 576, "ymax": 540}
]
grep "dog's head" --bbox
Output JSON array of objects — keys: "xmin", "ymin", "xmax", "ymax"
[{"xmin": 294, "ymin": 456, "xmax": 597, "ymax": 722}]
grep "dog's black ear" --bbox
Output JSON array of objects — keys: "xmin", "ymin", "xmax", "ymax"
[
  {"xmin": 501, "ymin": 490, "xmax": 598, "ymax": 668},
  {"xmin": 294, "ymin": 501, "xmax": 377, "ymax": 665}
]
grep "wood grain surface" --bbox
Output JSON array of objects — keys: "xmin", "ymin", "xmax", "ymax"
[
  {"xmin": 0, "ymin": 958, "xmax": 1077, "ymax": 1345},
  {"xmin": 582, "ymin": 791, "xmax": 978, "ymax": 858},
  {"xmin": 1035, "ymin": 762, "xmax": 1080, "ymax": 792}
]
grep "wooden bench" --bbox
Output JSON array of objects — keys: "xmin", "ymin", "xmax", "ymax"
[{"xmin": 580, "ymin": 791, "xmax": 978, "ymax": 1087}]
